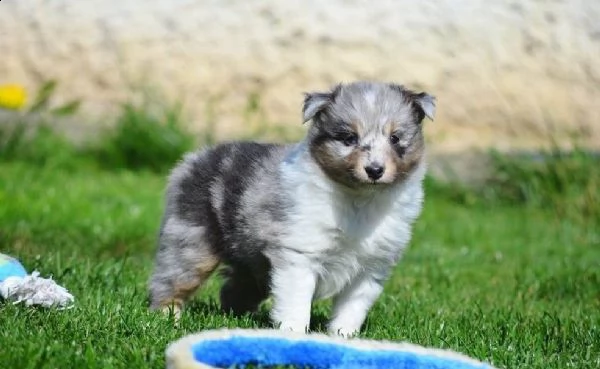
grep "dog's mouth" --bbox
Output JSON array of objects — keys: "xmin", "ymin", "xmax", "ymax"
[
  {"xmin": 338, "ymin": 169, "xmax": 396, "ymax": 188},
  {"xmin": 359, "ymin": 177, "xmax": 391, "ymax": 186},
  {"xmin": 352, "ymin": 174, "xmax": 392, "ymax": 186}
]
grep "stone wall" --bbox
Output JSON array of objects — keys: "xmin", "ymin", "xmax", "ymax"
[{"xmin": 1, "ymin": 0, "xmax": 599, "ymax": 154}]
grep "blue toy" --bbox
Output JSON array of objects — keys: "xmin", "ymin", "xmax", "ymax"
[
  {"xmin": 0, "ymin": 253, "xmax": 28, "ymax": 282},
  {"xmin": 167, "ymin": 329, "xmax": 496, "ymax": 369}
]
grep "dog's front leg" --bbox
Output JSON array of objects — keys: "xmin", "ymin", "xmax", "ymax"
[
  {"xmin": 269, "ymin": 257, "xmax": 316, "ymax": 333},
  {"xmin": 328, "ymin": 273, "xmax": 385, "ymax": 337}
]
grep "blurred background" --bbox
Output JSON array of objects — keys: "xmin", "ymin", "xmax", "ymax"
[
  {"xmin": 0, "ymin": 0, "xmax": 598, "ymax": 226},
  {"xmin": 1, "ymin": 0, "xmax": 599, "ymax": 227},
  {"xmin": 1, "ymin": 1, "xmax": 599, "ymax": 163}
]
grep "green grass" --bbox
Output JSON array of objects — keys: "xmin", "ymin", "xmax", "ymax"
[
  {"xmin": 0, "ymin": 158, "xmax": 598, "ymax": 369},
  {"xmin": 0, "ymin": 103, "xmax": 599, "ymax": 369},
  {"xmin": 86, "ymin": 98, "xmax": 195, "ymax": 173},
  {"xmin": 1, "ymin": 89, "xmax": 196, "ymax": 173}
]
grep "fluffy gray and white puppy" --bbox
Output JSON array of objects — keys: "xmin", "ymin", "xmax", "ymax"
[{"xmin": 148, "ymin": 81, "xmax": 435, "ymax": 336}]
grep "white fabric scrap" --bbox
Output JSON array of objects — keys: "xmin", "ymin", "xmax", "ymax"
[{"xmin": 0, "ymin": 271, "xmax": 74, "ymax": 309}]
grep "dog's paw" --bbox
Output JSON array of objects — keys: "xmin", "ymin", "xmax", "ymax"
[{"xmin": 154, "ymin": 300, "xmax": 183, "ymax": 323}]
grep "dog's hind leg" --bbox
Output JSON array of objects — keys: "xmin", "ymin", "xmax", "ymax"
[
  {"xmin": 219, "ymin": 265, "xmax": 269, "ymax": 316},
  {"xmin": 148, "ymin": 217, "xmax": 220, "ymax": 318}
]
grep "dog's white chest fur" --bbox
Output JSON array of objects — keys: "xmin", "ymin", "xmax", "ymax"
[{"xmin": 278, "ymin": 145, "xmax": 425, "ymax": 300}]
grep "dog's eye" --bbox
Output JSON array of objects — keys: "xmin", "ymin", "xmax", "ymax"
[
  {"xmin": 341, "ymin": 133, "xmax": 359, "ymax": 146},
  {"xmin": 389, "ymin": 134, "xmax": 400, "ymax": 144}
]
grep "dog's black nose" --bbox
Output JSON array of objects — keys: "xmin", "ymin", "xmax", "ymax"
[{"xmin": 365, "ymin": 164, "xmax": 385, "ymax": 180}]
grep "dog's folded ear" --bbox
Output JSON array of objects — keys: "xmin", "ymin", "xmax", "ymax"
[
  {"xmin": 302, "ymin": 84, "xmax": 342, "ymax": 123},
  {"xmin": 412, "ymin": 92, "xmax": 436, "ymax": 122},
  {"xmin": 389, "ymin": 83, "xmax": 436, "ymax": 122}
]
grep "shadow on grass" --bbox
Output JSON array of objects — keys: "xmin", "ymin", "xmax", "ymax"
[{"xmin": 184, "ymin": 299, "xmax": 331, "ymax": 333}]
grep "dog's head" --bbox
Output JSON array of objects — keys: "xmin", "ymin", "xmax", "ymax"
[{"xmin": 303, "ymin": 81, "xmax": 435, "ymax": 188}]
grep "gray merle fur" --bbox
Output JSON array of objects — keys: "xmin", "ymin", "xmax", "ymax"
[{"xmin": 148, "ymin": 81, "xmax": 436, "ymax": 326}]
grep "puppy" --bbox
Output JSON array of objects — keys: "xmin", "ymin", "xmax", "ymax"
[{"xmin": 148, "ymin": 81, "xmax": 435, "ymax": 336}]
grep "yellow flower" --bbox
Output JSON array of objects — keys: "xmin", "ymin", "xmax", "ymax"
[{"xmin": 0, "ymin": 84, "xmax": 27, "ymax": 110}]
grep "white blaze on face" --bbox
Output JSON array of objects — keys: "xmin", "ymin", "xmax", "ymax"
[
  {"xmin": 367, "ymin": 134, "xmax": 389, "ymax": 166},
  {"xmin": 356, "ymin": 128, "xmax": 385, "ymax": 169}
]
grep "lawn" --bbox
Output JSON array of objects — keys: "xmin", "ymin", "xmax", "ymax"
[{"xmin": 0, "ymin": 156, "xmax": 598, "ymax": 369}]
